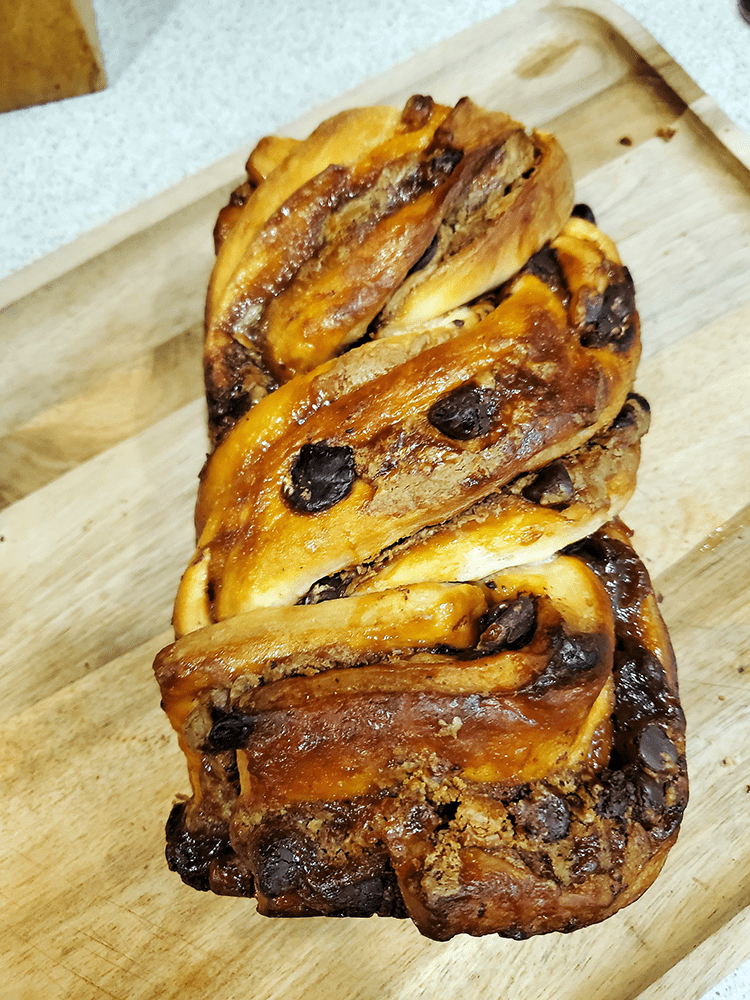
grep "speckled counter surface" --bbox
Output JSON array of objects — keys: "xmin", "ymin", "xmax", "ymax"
[
  {"xmin": 1, "ymin": 3, "xmax": 749, "ymax": 996},
  {"xmin": 1, "ymin": 0, "xmax": 749, "ymax": 282}
]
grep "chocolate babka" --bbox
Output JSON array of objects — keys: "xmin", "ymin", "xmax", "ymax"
[{"xmin": 154, "ymin": 95, "xmax": 687, "ymax": 939}]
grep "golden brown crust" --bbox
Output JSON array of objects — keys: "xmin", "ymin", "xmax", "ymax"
[
  {"xmin": 376, "ymin": 129, "xmax": 573, "ymax": 336},
  {"xmin": 175, "ymin": 216, "xmax": 640, "ymax": 629},
  {"xmin": 301, "ymin": 392, "xmax": 650, "ymax": 601},
  {"xmin": 201, "ymin": 97, "xmax": 574, "ymax": 446},
  {"xmin": 155, "ymin": 96, "xmax": 686, "ymax": 939},
  {"xmin": 158, "ymin": 530, "xmax": 686, "ymax": 937}
]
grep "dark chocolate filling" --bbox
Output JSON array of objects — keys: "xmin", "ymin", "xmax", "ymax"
[
  {"xmin": 284, "ymin": 441, "xmax": 356, "ymax": 513},
  {"xmin": 521, "ymin": 460, "xmax": 575, "ymax": 508},
  {"xmin": 428, "ymin": 382, "xmax": 499, "ymax": 440},
  {"xmin": 571, "ymin": 203, "xmax": 596, "ymax": 224},
  {"xmin": 579, "ymin": 269, "xmax": 637, "ymax": 353}
]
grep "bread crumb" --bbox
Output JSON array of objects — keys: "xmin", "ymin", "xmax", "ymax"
[
  {"xmin": 656, "ymin": 127, "xmax": 676, "ymax": 142},
  {"xmin": 437, "ymin": 716, "xmax": 464, "ymax": 738},
  {"xmin": 619, "ymin": 136, "xmax": 632, "ymax": 147}
]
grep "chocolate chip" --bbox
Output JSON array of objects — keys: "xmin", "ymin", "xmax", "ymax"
[
  {"xmin": 554, "ymin": 634, "xmax": 601, "ymax": 675},
  {"xmin": 523, "ymin": 246, "xmax": 568, "ymax": 297},
  {"xmin": 580, "ymin": 270, "xmax": 637, "ymax": 352},
  {"xmin": 611, "ymin": 392, "xmax": 650, "ymax": 431},
  {"xmin": 638, "ymin": 723, "xmax": 678, "ymax": 773},
  {"xmin": 229, "ymin": 184, "xmax": 251, "ymax": 208},
  {"xmin": 255, "ymin": 842, "xmax": 300, "ymax": 897},
  {"xmin": 572, "ymin": 203, "xmax": 596, "ymax": 224},
  {"xmin": 477, "ymin": 594, "xmax": 537, "ymax": 652},
  {"xmin": 427, "ymin": 146, "xmax": 464, "ymax": 180},
  {"xmin": 394, "ymin": 146, "xmax": 463, "ymax": 207},
  {"xmin": 285, "ymin": 442, "xmax": 355, "ymax": 513},
  {"xmin": 521, "ymin": 793, "xmax": 571, "ymax": 842},
  {"xmin": 206, "ymin": 380, "xmax": 253, "ymax": 439},
  {"xmin": 253, "ymin": 833, "xmax": 312, "ymax": 898},
  {"xmin": 638, "ymin": 773, "xmax": 666, "ymax": 812},
  {"xmin": 322, "ymin": 876, "xmax": 388, "ymax": 917},
  {"xmin": 628, "ymin": 391, "xmax": 650, "ymax": 415},
  {"xmin": 521, "ymin": 461, "xmax": 575, "ymax": 508},
  {"xmin": 401, "ymin": 94, "xmax": 434, "ymax": 131},
  {"xmin": 568, "ymin": 835, "xmax": 601, "ymax": 878},
  {"xmin": 518, "ymin": 849, "xmax": 556, "ymax": 879},
  {"xmin": 207, "ymin": 710, "xmax": 256, "ymax": 751},
  {"xmin": 299, "ymin": 572, "xmax": 348, "ymax": 604},
  {"xmin": 428, "ymin": 383, "xmax": 498, "ymax": 440},
  {"xmin": 596, "ymin": 770, "xmax": 636, "ymax": 821},
  {"xmin": 636, "ymin": 773, "xmax": 668, "ymax": 830},
  {"xmin": 208, "ymin": 855, "xmax": 255, "ymax": 898},
  {"xmin": 614, "ymin": 652, "xmax": 671, "ymax": 726},
  {"xmin": 205, "ymin": 339, "xmax": 269, "ymax": 444},
  {"xmin": 527, "ymin": 631, "xmax": 603, "ymax": 695}
]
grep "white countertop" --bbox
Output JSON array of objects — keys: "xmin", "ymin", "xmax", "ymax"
[
  {"xmin": 1, "ymin": 0, "xmax": 749, "ymax": 284},
  {"xmin": 2, "ymin": 2, "xmax": 749, "ymax": 996}
]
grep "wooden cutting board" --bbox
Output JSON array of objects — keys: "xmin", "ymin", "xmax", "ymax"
[{"xmin": 2, "ymin": 1, "xmax": 749, "ymax": 997}]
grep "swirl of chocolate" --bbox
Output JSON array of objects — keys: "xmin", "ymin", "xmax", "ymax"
[{"xmin": 154, "ymin": 95, "xmax": 684, "ymax": 942}]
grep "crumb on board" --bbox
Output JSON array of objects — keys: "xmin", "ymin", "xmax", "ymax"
[
  {"xmin": 437, "ymin": 716, "xmax": 464, "ymax": 738},
  {"xmin": 656, "ymin": 126, "xmax": 676, "ymax": 142},
  {"xmin": 619, "ymin": 136, "xmax": 632, "ymax": 146}
]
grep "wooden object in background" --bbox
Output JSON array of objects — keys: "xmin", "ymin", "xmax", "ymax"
[
  {"xmin": 1, "ymin": 1, "xmax": 750, "ymax": 997},
  {"xmin": 0, "ymin": 0, "xmax": 106, "ymax": 113}
]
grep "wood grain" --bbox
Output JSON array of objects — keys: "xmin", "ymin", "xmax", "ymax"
[
  {"xmin": 2, "ymin": 1, "xmax": 749, "ymax": 997},
  {"xmin": 2, "ymin": 508, "xmax": 747, "ymax": 1000}
]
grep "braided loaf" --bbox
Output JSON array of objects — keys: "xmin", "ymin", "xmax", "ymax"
[{"xmin": 154, "ymin": 96, "xmax": 687, "ymax": 940}]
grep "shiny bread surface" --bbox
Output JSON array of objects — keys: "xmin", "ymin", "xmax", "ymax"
[{"xmin": 155, "ymin": 96, "xmax": 686, "ymax": 939}]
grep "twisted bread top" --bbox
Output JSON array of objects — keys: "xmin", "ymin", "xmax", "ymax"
[
  {"xmin": 176, "ymin": 206, "xmax": 641, "ymax": 630},
  {"xmin": 203, "ymin": 95, "xmax": 573, "ymax": 443},
  {"xmin": 154, "ymin": 98, "xmax": 686, "ymax": 940}
]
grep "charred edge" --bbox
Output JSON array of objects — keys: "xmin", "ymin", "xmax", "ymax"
[
  {"xmin": 165, "ymin": 802, "xmax": 231, "ymax": 892},
  {"xmin": 251, "ymin": 823, "xmax": 409, "ymax": 918}
]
